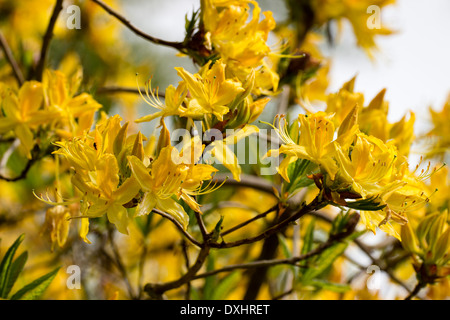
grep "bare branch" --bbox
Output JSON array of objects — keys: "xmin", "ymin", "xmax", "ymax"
[
  {"xmin": 192, "ymin": 231, "xmax": 345, "ymax": 280},
  {"xmin": 151, "ymin": 208, "xmax": 202, "ymax": 248},
  {"xmin": 213, "ymin": 173, "xmax": 281, "ymax": 196},
  {"xmin": 33, "ymin": 0, "xmax": 64, "ymax": 81},
  {"xmin": 96, "ymin": 85, "xmax": 166, "ymax": 98},
  {"xmin": 91, "ymin": 0, "xmax": 184, "ymax": 51},
  {"xmin": 0, "ymin": 32, "xmax": 24, "ymax": 86},
  {"xmin": 220, "ymin": 204, "xmax": 278, "ymax": 236},
  {"xmin": 210, "ymin": 196, "xmax": 326, "ymax": 249}
]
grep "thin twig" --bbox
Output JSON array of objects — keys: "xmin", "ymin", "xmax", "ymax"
[
  {"xmin": 0, "ymin": 32, "xmax": 24, "ymax": 85},
  {"xmin": 151, "ymin": 208, "xmax": 202, "ymax": 248},
  {"xmin": 91, "ymin": 0, "xmax": 184, "ymax": 51},
  {"xmin": 192, "ymin": 233, "xmax": 344, "ymax": 280},
  {"xmin": 107, "ymin": 225, "xmax": 136, "ymax": 299},
  {"xmin": 0, "ymin": 151, "xmax": 39, "ymax": 182},
  {"xmin": 33, "ymin": 0, "xmax": 64, "ymax": 81},
  {"xmin": 220, "ymin": 204, "xmax": 278, "ymax": 236},
  {"xmin": 145, "ymin": 244, "xmax": 211, "ymax": 297},
  {"xmin": 181, "ymin": 240, "xmax": 192, "ymax": 300},
  {"xmin": 137, "ymin": 237, "xmax": 149, "ymax": 300},
  {"xmin": 309, "ymin": 210, "xmax": 415, "ymax": 295},
  {"xmin": 276, "ymin": 84, "xmax": 291, "ymax": 116},
  {"xmin": 96, "ymin": 86, "xmax": 165, "ymax": 98},
  {"xmin": 210, "ymin": 196, "xmax": 326, "ymax": 249},
  {"xmin": 404, "ymin": 281, "xmax": 425, "ymax": 300},
  {"xmin": 213, "ymin": 173, "xmax": 281, "ymax": 196}
]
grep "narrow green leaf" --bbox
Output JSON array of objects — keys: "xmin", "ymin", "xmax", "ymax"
[
  {"xmin": 0, "ymin": 234, "xmax": 25, "ymax": 298},
  {"xmin": 4, "ymin": 251, "xmax": 28, "ymax": 299},
  {"xmin": 10, "ymin": 267, "xmax": 60, "ymax": 300},
  {"xmin": 302, "ymin": 241, "xmax": 348, "ymax": 282},
  {"xmin": 301, "ymin": 219, "xmax": 316, "ymax": 256},
  {"xmin": 211, "ymin": 272, "xmax": 241, "ymax": 300},
  {"xmin": 308, "ymin": 279, "xmax": 351, "ymax": 293},
  {"xmin": 203, "ymin": 253, "xmax": 217, "ymax": 300},
  {"xmin": 278, "ymin": 234, "xmax": 292, "ymax": 259}
]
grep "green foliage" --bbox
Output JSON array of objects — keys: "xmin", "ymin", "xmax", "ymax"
[{"xmin": 0, "ymin": 234, "xmax": 59, "ymax": 300}]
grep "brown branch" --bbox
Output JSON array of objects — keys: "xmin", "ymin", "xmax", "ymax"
[
  {"xmin": 95, "ymin": 86, "xmax": 166, "ymax": 98},
  {"xmin": 220, "ymin": 204, "xmax": 278, "ymax": 237},
  {"xmin": 0, "ymin": 32, "xmax": 24, "ymax": 86},
  {"xmin": 107, "ymin": 225, "xmax": 137, "ymax": 299},
  {"xmin": 214, "ymin": 173, "xmax": 281, "ymax": 196},
  {"xmin": 91, "ymin": 0, "xmax": 184, "ymax": 51},
  {"xmin": 144, "ymin": 244, "xmax": 211, "ymax": 298},
  {"xmin": 191, "ymin": 229, "xmax": 347, "ymax": 280},
  {"xmin": 151, "ymin": 208, "xmax": 202, "ymax": 248},
  {"xmin": 404, "ymin": 281, "xmax": 425, "ymax": 300},
  {"xmin": 181, "ymin": 240, "xmax": 192, "ymax": 300},
  {"xmin": 309, "ymin": 211, "xmax": 415, "ymax": 295},
  {"xmin": 33, "ymin": 0, "xmax": 64, "ymax": 81},
  {"xmin": 210, "ymin": 196, "xmax": 326, "ymax": 249},
  {"xmin": 0, "ymin": 150, "xmax": 39, "ymax": 182}
]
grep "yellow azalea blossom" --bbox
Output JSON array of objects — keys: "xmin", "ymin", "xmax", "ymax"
[
  {"xmin": 43, "ymin": 69, "xmax": 101, "ymax": 138},
  {"xmin": 135, "ymin": 80, "xmax": 187, "ymax": 123},
  {"xmin": 41, "ymin": 205, "xmax": 71, "ymax": 251},
  {"xmin": 128, "ymin": 137, "xmax": 221, "ymax": 230},
  {"xmin": 0, "ymin": 81, "xmax": 48, "ymax": 158},
  {"xmin": 266, "ymin": 112, "xmax": 339, "ymax": 182},
  {"xmin": 312, "ymin": 0, "xmax": 395, "ymax": 57},
  {"xmin": 401, "ymin": 210, "xmax": 450, "ymax": 274},
  {"xmin": 202, "ymin": 0, "xmax": 278, "ymax": 94},
  {"xmin": 325, "ymin": 77, "xmax": 365, "ymax": 126},
  {"xmin": 52, "ymin": 115, "xmax": 146, "ymax": 235},
  {"xmin": 334, "ymin": 132, "xmax": 398, "ymax": 198},
  {"xmin": 127, "ymin": 147, "xmax": 190, "ymax": 229},
  {"xmin": 326, "ymin": 78, "xmax": 416, "ymax": 157},
  {"xmin": 205, "ymin": 124, "xmax": 259, "ymax": 181},
  {"xmin": 72, "ymin": 154, "xmax": 140, "ymax": 235},
  {"xmin": 426, "ymin": 95, "xmax": 450, "ymax": 159},
  {"xmin": 175, "ymin": 59, "xmax": 245, "ymax": 121}
]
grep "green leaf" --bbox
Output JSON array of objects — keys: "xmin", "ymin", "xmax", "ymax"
[
  {"xmin": 343, "ymin": 196, "xmax": 386, "ymax": 211},
  {"xmin": 278, "ymin": 234, "xmax": 292, "ymax": 259},
  {"xmin": 308, "ymin": 279, "xmax": 351, "ymax": 293},
  {"xmin": 4, "ymin": 251, "xmax": 28, "ymax": 299},
  {"xmin": 284, "ymin": 159, "xmax": 315, "ymax": 194},
  {"xmin": 301, "ymin": 241, "xmax": 348, "ymax": 282},
  {"xmin": 211, "ymin": 272, "xmax": 241, "ymax": 300},
  {"xmin": 301, "ymin": 219, "xmax": 315, "ymax": 256},
  {"xmin": 203, "ymin": 252, "xmax": 217, "ymax": 300},
  {"xmin": 10, "ymin": 267, "xmax": 60, "ymax": 300},
  {"xmin": 0, "ymin": 234, "xmax": 25, "ymax": 298}
]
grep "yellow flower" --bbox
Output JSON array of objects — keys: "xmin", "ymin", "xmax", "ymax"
[
  {"xmin": 426, "ymin": 95, "xmax": 450, "ymax": 159},
  {"xmin": 175, "ymin": 59, "xmax": 245, "ymax": 121},
  {"xmin": 401, "ymin": 210, "xmax": 450, "ymax": 276},
  {"xmin": 72, "ymin": 154, "xmax": 140, "ymax": 235},
  {"xmin": 312, "ymin": 0, "xmax": 395, "ymax": 57},
  {"xmin": 206, "ymin": 124, "xmax": 259, "ymax": 181},
  {"xmin": 53, "ymin": 115, "xmax": 144, "ymax": 235},
  {"xmin": 0, "ymin": 81, "xmax": 47, "ymax": 158},
  {"xmin": 127, "ymin": 147, "xmax": 190, "ymax": 229},
  {"xmin": 334, "ymin": 133, "xmax": 398, "ymax": 198},
  {"xmin": 202, "ymin": 0, "xmax": 278, "ymax": 94},
  {"xmin": 41, "ymin": 205, "xmax": 71, "ymax": 251},
  {"xmin": 43, "ymin": 69, "xmax": 102, "ymax": 139},
  {"xmin": 326, "ymin": 79, "xmax": 416, "ymax": 157},
  {"xmin": 266, "ymin": 112, "xmax": 338, "ymax": 182},
  {"xmin": 135, "ymin": 80, "xmax": 187, "ymax": 123}
]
